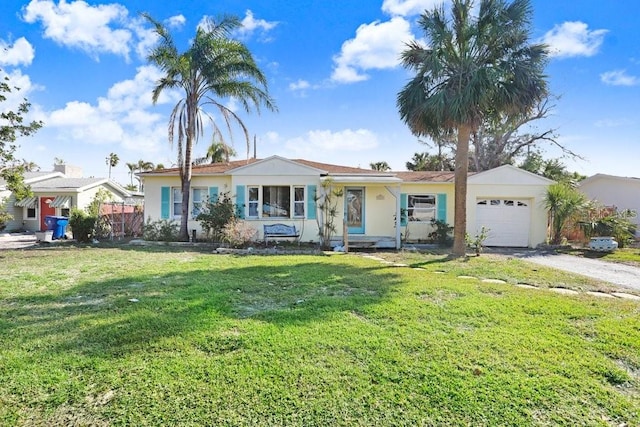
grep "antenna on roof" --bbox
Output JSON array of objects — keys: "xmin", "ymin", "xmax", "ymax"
[{"xmin": 253, "ymin": 135, "xmax": 257, "ymax": 159}]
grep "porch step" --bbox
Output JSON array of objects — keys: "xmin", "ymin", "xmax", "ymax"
[{"xmin": 330, "ymin": 236, "xmax": 397, "ymax": 249}]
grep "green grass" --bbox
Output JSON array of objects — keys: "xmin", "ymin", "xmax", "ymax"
[
  {"xmin": 560, "ymin": 247, "xmax": 640, "ymax": 267},
  {"xmin": 1, "ymin": 246, "xmax": 639, "ymax": 426}
]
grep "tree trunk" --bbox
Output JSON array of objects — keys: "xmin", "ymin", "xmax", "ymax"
[{"xmin": 452, "ymin": 124, "xmax": 471, "ymax": 257}]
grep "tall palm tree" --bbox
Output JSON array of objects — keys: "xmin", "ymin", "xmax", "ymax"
[
  {"xmin": 126, "ymin": 162, "xmax": 137, "ymax": 188},
  {"xmin": 144, "ymin": 13, "xmax": 277, "ymax": 241},
  {"xmin": 398, "ymin": 0, "xmax": 548, "ymax": 256},
  {"xmin": 105, "ymin": 152, "xmax": 119, "ymax": 179},
  {"xmin": 135, "ymin": 159, "xmax": 155, "ymax": 191}
]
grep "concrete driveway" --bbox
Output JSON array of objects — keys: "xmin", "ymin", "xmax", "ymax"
[{"xmin": 502, "ymin": 249, "xmax": 640, "ymax": 292}]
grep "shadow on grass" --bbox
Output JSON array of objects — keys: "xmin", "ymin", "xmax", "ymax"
[{"xmin": 1, "ymin": 257, "xmax": 401, "ymax": 359}]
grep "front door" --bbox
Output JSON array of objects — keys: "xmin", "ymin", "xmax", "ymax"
[
  {"xmin": 345, "ymin": 187, "xmax": 365, "ymax": 234},
  {"xmin": 40, "ymin": 197, "xmax": 56, "ymax": 231}
]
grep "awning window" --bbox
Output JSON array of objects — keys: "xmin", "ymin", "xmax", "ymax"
[
  {"xmin": 14, "ymin": 196, "xmax": 37, "ymax": 208},
  {"xmin": 49, "ymin": 196, "xmax": 72, "ymax": 208}
]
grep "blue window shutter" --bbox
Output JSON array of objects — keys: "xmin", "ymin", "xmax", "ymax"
[
  {"xmin": 235, "ymin": 185, "xmax": 245, "ymax": 219},
  {"xmin": 400, "ymin": 193, "xmax": 408, "ymax": 226},
  {"xmin": 437, "ymin": 193, "xmax": 447, "ymax": 221},
  {"xmin": 209, "ymin": 186, "xmax": 219, "ymax": 203},
  {"xmin": 307, "ymin": 185, "xmax": 317, "ymax": 220},
  {"xmin": 161, "ymin": 186, "xmax": 170, "ymax": 219}
]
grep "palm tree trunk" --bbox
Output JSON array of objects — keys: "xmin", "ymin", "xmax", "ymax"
[
  {"xmin": 452, "ymin": 124, "xmax": 471, "ymax": 257},
  {"xmin": 179, "ymin": 96, "xmax": 197, "ymax": 242}
]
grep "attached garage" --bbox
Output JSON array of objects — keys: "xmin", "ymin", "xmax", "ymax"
[
  {"xmin": 476, "ymin": 198, "xmax": 531, "ymax": 247},
  {"xmin": 467, "ymin": 165, "xmax": 554, "ymax": 248}
]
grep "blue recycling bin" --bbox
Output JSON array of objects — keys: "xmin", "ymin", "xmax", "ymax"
[{"xmin": 45, "ymin": 215, "xmax": 69, "ymax": 239}]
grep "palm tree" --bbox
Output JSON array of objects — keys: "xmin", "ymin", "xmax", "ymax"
[
  {"xmin": 397, "ymin": 0, "xmax": 548, "ymax": 256},
  {"xmin": 135, "ymin": 160, "xmax": 154, "ymax": 191},
  {"xmin": 126, "ymin": 162, "xmax": 137, "ymax": 188},
  {"xmin": 193, "ymin": 141, "xmax": 237, "ymax": 165},
  {"xmin": 145, "ymin": 13, "xmax": 277, "ymax": 241},
  {"xmin": 544, "ymin": 183, "xmax": 589, "ymax": 245},
  {"xmin": 370, "ymin": 161, "xmax": 391, "ymax": 171},
  {"xmin": 105, "ymin": 152, "xmax": 119, "ymax": 179}
]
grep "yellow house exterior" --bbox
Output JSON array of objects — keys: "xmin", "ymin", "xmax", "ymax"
[{"xmin": 140, "ymin": 157, "xmax": 552, "ymax": 248}]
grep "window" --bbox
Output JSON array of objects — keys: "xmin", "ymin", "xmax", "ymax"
[
  {"xmin": 172, "ymin": 187, "xmax": 182, "ymax": 218},
  {"xmin": 26, "ymin": 207, "xmax": 37, "ymax": 219},
  {"xmin": 243, "ymin": 185, "xmax": 308, "ymax": 219},
  {"xmin": 192, "ymin": 188, "xmax": 206, "ymax": 218},
  {"xmin": 262, "ymin": 186, "xmax": 290, "ymax": 218},
  {"xmin": 407, "ymin": 195, "xmax": 436, "ymax": 222},
  {"xmin": 293, "ymin": 186, "xmax": 305, "ymax": 217},
  {"xmin": 60, "ymin": 208, "xmax": 70, "ymax": 217},
  {"xmin": 248, "ymin": 186, "xmax": 259, "ymax": 218}
]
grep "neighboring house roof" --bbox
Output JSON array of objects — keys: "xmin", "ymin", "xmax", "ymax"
[
  {"xmin": 394, "ymin": 171, "xmax": 457, "ymax": 183},
  {"xmin": 579, "ymin": 173, "xmax": 640, "ymax": 186},
  {"xmin": 0, "ymin": 171, "xmax": 63, "ymax": 191}
]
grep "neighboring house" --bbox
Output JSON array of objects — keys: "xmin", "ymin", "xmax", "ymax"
[
  {"xmin": 139, "ymin": 156, "xmax": 552, "ymax": 248},
  {"xmin": 0, "ymin": 164, "xmax": 139, "ymax": 232},
  {"xmin": 579, "ymin": 174, "xmax": 640, "ymax": 237}
]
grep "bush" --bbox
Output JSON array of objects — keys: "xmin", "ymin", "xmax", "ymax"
[
  {"xmin": 0, "ymin": 198, "xmax": 12, "ymax": 231},
  {"xmin": 69, "ymin": 208, "xmax": 97, "ymax": 243},
  {"xmin": 221, "ymin": 218, "xmax": 257, "ymax": 248},
  {"xmin": 428, "ymin": 219, "xmax": 453, "ymax": 246},
  {"xmin": 581, "ymin": 210, "xmax": 637, "ymax": 248},
  {"xmin": 196, "ymin": 191, "xmax": 237, "ymax": 241},
  {"xmin": 143, "ymin": 217, "xmax": 180, "ymax": 242}
]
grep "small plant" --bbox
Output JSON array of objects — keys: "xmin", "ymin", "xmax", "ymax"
[
  {"xmin": 196, "ymin": 191, "xmax": 237, "ymax": 242},
  {"xmin": 221, "ymin": 218, "xmax": 257, "ymax": 248},
  {"xmin": 428, "ymin": 218, "xmax": 453, "ymax": 246},
  {"xmin": 466, "ymin": 226, "xmax": 490, "ymax": 256},
  {"xmin": 143, "ymin": 217, "xmax": 180, "ymax": 242},
  {"xmin": 315, "ymin": 179, "xmax": 343, "ymax": 250}
]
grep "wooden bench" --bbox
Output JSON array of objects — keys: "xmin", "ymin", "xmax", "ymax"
[{"xmin": 263, "ymin": 223, "xmax": 299, "ymax": 244}]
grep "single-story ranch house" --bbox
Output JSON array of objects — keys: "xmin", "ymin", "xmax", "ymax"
[
  {"xmin": 139, "ymin": 156, "xmax": 553, "ymax": 248},
  {"xmin": 0, "ymin": 164, "xmax": 139, "ymax": 233}
]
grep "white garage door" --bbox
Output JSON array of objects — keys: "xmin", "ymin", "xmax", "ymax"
[{"xmin": 476, "ymin": 199, "xmax": 531, "ymax": 247}]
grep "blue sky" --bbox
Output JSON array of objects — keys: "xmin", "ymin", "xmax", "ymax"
[{"xmin": 1, "ymin": 0, "xmax": 638, "ymax": 186}]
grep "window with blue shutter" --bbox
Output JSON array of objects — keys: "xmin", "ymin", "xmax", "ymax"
[
  {"xmin": 400, "ymin": 193, "xmax": 408, "ymax": 226},
  {"xmin": 209, "ymin": 186, "xmax": 219, "ymax": 203},
  {"xmin": 307, "ymin": 185, "xmax": 317, "ymax": 220},
  {"xmin": 160, "ymin": 186, "xmax": 170, "ymax": 219},
  {"xmin": 235, "ymin": 185, "xmax": 245, "ymax": 219},
  {"xmin": 437, "ymin": 193, "xmax": 447, "ymax": 221}
]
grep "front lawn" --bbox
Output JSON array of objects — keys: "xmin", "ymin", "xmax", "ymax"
[{"xmin": 1, "ymin": 246, "xmax": 638, "ymax": 426}]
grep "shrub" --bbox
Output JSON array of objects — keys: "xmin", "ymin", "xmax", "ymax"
[
  {"xmin": 69, "ymin": 208, "xmax": 97, "ymax": 243},
  {"xmin": 581, "ymin": 210, "xmax": 637, "ymax": 248},
  {"xmin": 196, "ymin": 191, "xmax": 237, "ymax": 241},
  {"xmin": 221, "ymin": 218, "xmax": 257, "ymax": 248},
  {"xmin": 0, "ymin": 198, "xmax": 12, "ymax": 231},
  {"xmin": 143, "ymin": 217, "xmax": 180, "ymax": 242},
  {"xmin": 428, "ymin": 218, "xmax": 453, "ymax": 246},
  {"xmin": 466, "ymin": 226, "xmax": 490, "ymax": 256}
]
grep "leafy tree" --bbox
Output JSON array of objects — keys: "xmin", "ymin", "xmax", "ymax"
[
  {"xmin": 398, "ymin": 0, "xmax": 548, "ymax": 256},
  {"xmin": 105, "ymin": 152, "xmax": 119, "ymax": 179},
  {"xmin": 145, "ymin": 13, "xmax": 277, "ymax": 241},
  {"xmin": 1, "ymin": 69, "xmax": 43, "ymax": 199},
  {"xmin": 194, "ymin": 141, "xmax": 237, "ymax": 165},
  {"xmin": 519, "ymin": 151, "xmax": 585, "ymax": 183},
  {"xmin": 370, "ymin": 161, "xmax": 391, "ymax": 171},
  {"xmin": 544, "ymin": 183, "xmax": 589, "ymax": 245},
  {"xmin": 406, "ymin": 152, "xmax": 454, "ymax": 171}
]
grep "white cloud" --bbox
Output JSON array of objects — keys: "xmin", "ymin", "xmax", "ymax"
[
  {"xmin": 283, "ymin": 129, "xmax": 379, "ymax": 160},
  {"xmin": 595, "ymin": 117, "xmax": 634, "ymax": 128},
  {"xmin": 600, "ymin": 70, "xmax": 639, "ymax": 86},
  {"xmin": 22, "ymin": 0, "xmax": 132, "ymax": 60},
  {"xmin": 42, "ymin": 66, "xmax": 170, "ymax": 151},
  {"xmin": 541, "ymin": 21, "xmax": 607, "ymax": 58},
  {"xmin": 0, "ymin": 69, "xmax": 40, "ymax": 113},
  {"xmin": 289, "ymin": 80, "xmax": 310, "ymax": 91},
  {"xmin": 0, "ymin": 37, "xmax": 35, "ymax": 66},
  {"xmin": 331, "ymin": 17, "xmax": 412, "ymax": 83},
  {"xmin": 382, "ymin": 0, "xmax": 444, "ymax": 17},
  {"xmin": 166, "ymin": 14, "xmax": 185, "ymax": 29},
  {"xmin": 236, "ymin": 10, "xmax": 278, "ymax": 41}
]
